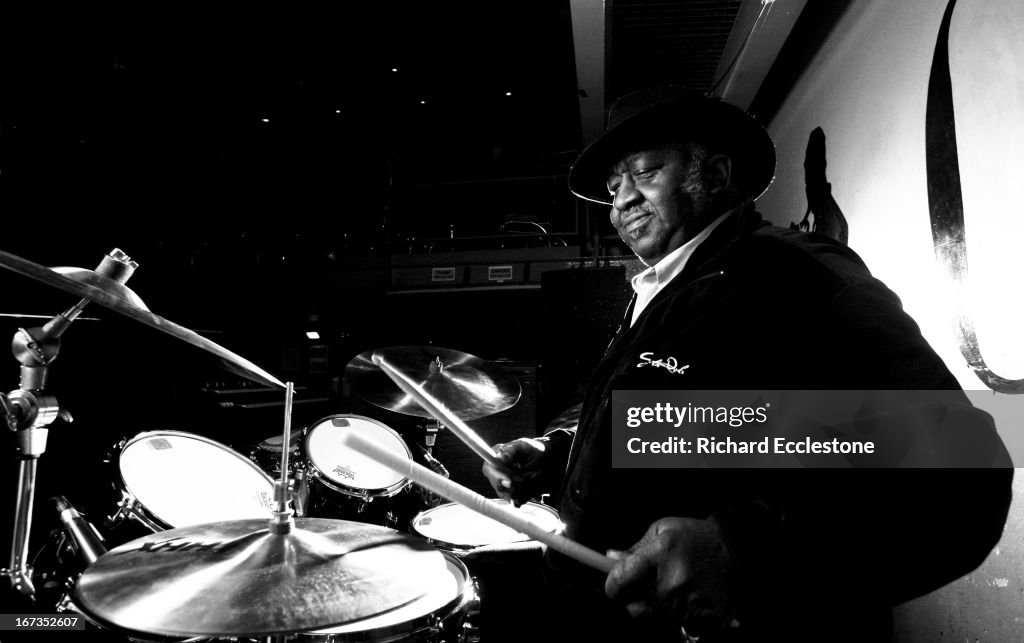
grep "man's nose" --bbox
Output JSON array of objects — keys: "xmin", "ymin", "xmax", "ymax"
[{"xmin": 612, "ymin": 174, "xmax": 641, "ymax": 211}]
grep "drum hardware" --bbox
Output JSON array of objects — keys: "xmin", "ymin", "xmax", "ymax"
[
  {"xmin": 107, "ymin": 491, "xmax": 166, "ymax": 534},
  {"xmin": 416, "ymin": 441, "xmax": 449, "ymax": 510},
  {"xmin": 1, "ymin": 248, "xmax": 137, "ymax": 599},
  {"xmin": 291, "ymin": 467, "xmax": 310, "ymax": 518}
]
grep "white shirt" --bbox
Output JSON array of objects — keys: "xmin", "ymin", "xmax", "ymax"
[{"xmin": 629, "ymin": 211, "xmax": 732, "ymax": 326}]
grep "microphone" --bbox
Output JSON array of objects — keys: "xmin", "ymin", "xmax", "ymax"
[{"xmin": 51, "ymin": 496, "xmax": 106, "ymax": 566}]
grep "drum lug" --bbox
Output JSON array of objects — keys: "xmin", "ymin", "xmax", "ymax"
[
  {"xmin": 460, "ymin": 620, "xmax": 482, "ymax": 643},
  {"xmin": 459, "ymin": 577, "xmax": 481, "ymax": 643},
  {"xmin": 108, "ymin": 494, "xmax": 162, "ymax": 534},
  {"xmin": 428, "ymin": 614, "xmax": 444, "ymax": 636}
]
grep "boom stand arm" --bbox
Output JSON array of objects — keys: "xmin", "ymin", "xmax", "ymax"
[{"xmin": 1, "ymin": 248, "xmax": 137, "ymax": 599}]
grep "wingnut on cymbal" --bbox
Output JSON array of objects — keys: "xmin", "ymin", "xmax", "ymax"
[{"xmin": 346, "ymin": 345, "xmax": 521, "ymax": 420}]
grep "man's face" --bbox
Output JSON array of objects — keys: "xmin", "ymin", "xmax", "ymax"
[{"xmin": 606, "ymin": 145, "xmax": 713, "ymax": 266}]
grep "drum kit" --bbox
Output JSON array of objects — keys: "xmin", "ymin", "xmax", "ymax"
[{"xmin": 0, "ymin": 248, "xmax": 578, "ymax": 642}]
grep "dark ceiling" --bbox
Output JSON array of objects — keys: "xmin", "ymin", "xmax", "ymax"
[
  {"xmin": 0, "ymin": 1, "xmax": 771, "ymax": 266},
  {"xmin": 608, "ymin": 0, "xmax": 741, "ymax": 97},
  {"xmin": 0, "ymin": 3, "xmax": 583, "ymax": 262}
]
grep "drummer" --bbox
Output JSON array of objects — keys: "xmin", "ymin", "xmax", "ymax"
[{"xmin": 483, "ymin": 87, "xmax": 1013, "ymax": 642}]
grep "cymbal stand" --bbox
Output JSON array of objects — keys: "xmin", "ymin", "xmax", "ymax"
[
  {"xmin": 269, "ymin": 382, "xmax": 297, "ymax": 535},
  {"xmin": 1, "ymin": 249, "xmax": 137, "ymax": 599},
  {"xmin": 424, "ymin": 418, "xmax": 441, "ymax": 457},
  {"xmin": 265, "ymin": 382, "xmax": 297, "ymax": 643},
  {"xmin": 415, "ymin": 419, "xmax": 448, "ymax": 508}
]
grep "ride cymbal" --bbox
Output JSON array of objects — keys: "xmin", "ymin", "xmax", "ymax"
[{"xmin": 346, "ymin": 346, "xmax": 521, "ymax": 421}]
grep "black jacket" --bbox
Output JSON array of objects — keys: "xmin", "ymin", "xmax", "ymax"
[{"xmin": 539, "ymin": 205, "xmax": 1012, "ymax": 642}]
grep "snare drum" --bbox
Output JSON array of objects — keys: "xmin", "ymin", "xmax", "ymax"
[
  {"xmin": 108, "ymin": 431, "xmax": 276, "ymax": 533},
  {"xmin": 302, "ymin": 551, "xmax": 478, "ymax": 643},
  {"xmin": 410, "ymin": 501, "xmax": 562, "ymax": 553},
  {"xmin": 303, "ymin": 415, "xmax": 415, "ymax": 527}
]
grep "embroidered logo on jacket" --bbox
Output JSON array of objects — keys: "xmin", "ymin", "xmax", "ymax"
[{"xmin": 637, "ymin": 352, "xmax": 690, "ymax": 375}]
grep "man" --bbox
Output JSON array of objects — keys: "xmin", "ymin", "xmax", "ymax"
[{"xmin": 483, "ymin": 87, "xmax": 1012, "ymax": 642}]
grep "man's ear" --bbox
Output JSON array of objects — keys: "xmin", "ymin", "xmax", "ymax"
[{"xmin": 705, "ymin": 153, "xmax": 733, "ymax": 194}]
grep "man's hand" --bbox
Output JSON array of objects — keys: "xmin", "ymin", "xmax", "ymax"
[
  {"xmin": 481, "ymin": 438, "xmax": 548, "ymax": 505},
  {"xmin": 605, "ymin": 517, "xmax": 737, "ymax": 638}
]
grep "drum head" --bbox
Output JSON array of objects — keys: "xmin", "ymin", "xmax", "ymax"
[
  {"xmin": 309, "ymin": 552, "xmax": 470, "ymax": 639},
  {"xmin": 118, "ymin": 431, "xmax": 275, "ymax": 528},
  {"xmin": 305, "ymin": 415, "xmax": 412, "ymax": 496},
  {"xmin": 411, "ymin": 500, "xmax": 562, "ymax": 551}
]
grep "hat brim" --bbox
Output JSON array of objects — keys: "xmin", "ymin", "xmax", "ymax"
[{"xmin": 568, "ymin": 97, "xmax": 776, "ymax": 205}]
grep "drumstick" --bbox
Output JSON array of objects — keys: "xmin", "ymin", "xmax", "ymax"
[
  {"xmin": 371, "ymin": 353, "xmax": 507, "ymax": 471},
  {"xmin": 340, "ymin": 430, "xmax": 616, "ymax": 575}
]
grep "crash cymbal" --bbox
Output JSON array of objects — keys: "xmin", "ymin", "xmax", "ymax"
[
  {"xmin": 0, "ymin": 249, "xmax": 284, "ymax": 389},
  {"xmin": 346, "ymin": 346, "xmax": 521, "ymax": 421},
  {"xmin": 74, "ymin": 518, "xmax": 446, "ymax": 637}
]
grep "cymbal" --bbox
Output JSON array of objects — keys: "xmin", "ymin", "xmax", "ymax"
[
  {"xmin": 0, "ymin": 249, "xmax": 284, "ymax": 389},
  {"xmin": 346, "ymin": 346, "xmax": 521, "ymax": 421},
  {"xmin": 546, "ymin": 402, "xmax": 583, "ymax": 432},
  {"xmin": 74, "ymin": 518, "xmax": 447, "ymax": 637}
]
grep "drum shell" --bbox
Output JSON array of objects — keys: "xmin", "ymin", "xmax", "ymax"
[
  {"xmin": 306, "ymin": 476, "xmax": 421, "ymax": 530},
  {"xmin": 299, "ymin": 551, "xmax": 479, "ymax": 643}
]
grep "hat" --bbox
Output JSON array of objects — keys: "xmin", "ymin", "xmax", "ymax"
[{"xmin": 568, "ymin": 86, "xmax": 776, "ymax": 205}]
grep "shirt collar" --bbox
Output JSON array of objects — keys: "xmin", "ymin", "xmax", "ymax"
[{"xmin": 630, "ymin": 209, "xmax": 733, "ymax": 294}]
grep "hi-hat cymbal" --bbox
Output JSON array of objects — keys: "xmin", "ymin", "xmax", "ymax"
[
  {"xmin": 0, "ymin": 249, "xmax": 284, "ymax": 389},
  {"xmin": 74, "ymin": 518, "xmax": 446, "ymax": 637},
  {"xmin": 346, "ymin": 346, "xmax": 521, "ymax": 421}
]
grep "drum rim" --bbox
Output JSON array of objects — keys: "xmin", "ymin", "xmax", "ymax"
[
  {"xmin": 114, "ymin": 430, "xmax": 276, "ymax": 530},
  {"xmin": 301, "ymin": 551, "xmax": 475, "ymax": 641},
  {"xmin": 303, "ymin": 414, "xmax": 413, "ymax": 499},
  {"xmin": 410, "ymin": 500, "xmax": 561, "ymax": 552}
]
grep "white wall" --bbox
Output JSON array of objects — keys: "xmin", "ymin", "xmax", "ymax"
[{"xmin": 755, "ymin": 0, "xmax": 1024, "ymax": 639}]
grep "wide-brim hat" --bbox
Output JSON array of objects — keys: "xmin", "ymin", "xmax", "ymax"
[{"xmin": 568, "ymin": 86, "xmax": 776, "ymax": 205}]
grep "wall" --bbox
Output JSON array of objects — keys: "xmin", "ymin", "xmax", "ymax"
[{"xmin": 756, "ymin": 0, "xmax": 1024, "ymax": 639}]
